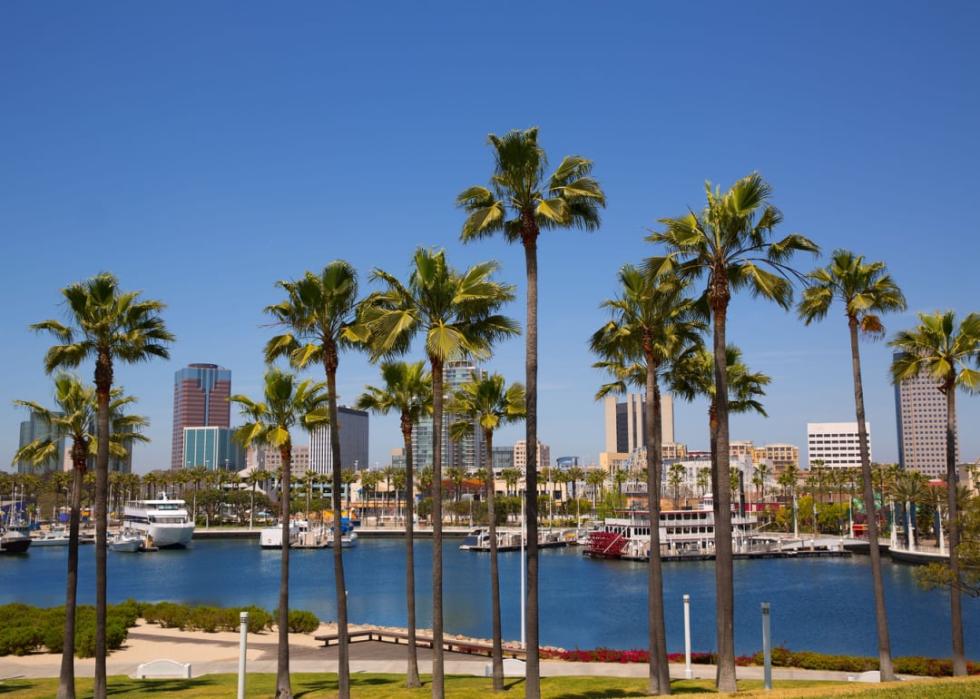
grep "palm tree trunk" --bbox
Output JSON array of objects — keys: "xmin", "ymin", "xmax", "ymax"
[
  {"xmin": 430, "ymin": 356, "xmax": 446, "ymax": 699},
  {"xmin": 710, "ymin": 301, "xmax": 737, "ymax": 693},
  {"xmin": 945, "ymin": 388, "xmax": 966, "ymax": 675},
  {"xmin": 847, "ymin": 318, "xmax": 895, "ymax": 680},
  {"xmin": 485, "ymin": 431, "xmax": 504, "ymax": 690},
  {"xmin": 277, "ymin": 446, "xmax": 292, "ymax": 699},
  {"xmin": 402, "ymin": 423, "xmax": 421, "ymax": 687},
  {"xmin": 57, "ymin": 459, "xmax": 84, "ymax": 699},
  {"xmin": 644, "ymin": 356, "xmax": 670, "ymax": 695},
  {"xmin": 93, "ymin": 355, "xmax": 111, "ymax": 699},
  {"xmin": 250, "ymin": 482, "xmax": 256, "ymax": 530},
  {"xmin": 324, "ymin": 361, "xmax": 351, "ymax": 699},
  {"xmin": 522, "ymin": 231, "xmax": 541, "ymax": 699}
]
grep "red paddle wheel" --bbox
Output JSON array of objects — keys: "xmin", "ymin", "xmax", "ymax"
[{"xmin": 585, "ymin": 531, "xmax": 627, "ymax": 558}]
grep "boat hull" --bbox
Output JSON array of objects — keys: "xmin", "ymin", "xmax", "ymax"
[
  {"xmin": 136, "ymin": 524, "xmax": 194, "ymax": 549},
  {"xmin": 30, "ymin": 537, "xmax": 70, "ymax": 547},
  {"xmin": 0, "ymin": 534, "xmax": 32, "ymax": 554}
]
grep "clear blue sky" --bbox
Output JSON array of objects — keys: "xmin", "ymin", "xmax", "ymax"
[{"xmin": 2, "ymin": 2, "xmax": 978, "ymax": 474}]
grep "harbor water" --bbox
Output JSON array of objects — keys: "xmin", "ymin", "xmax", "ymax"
[{"xmin": 1, "ymin": 537, "xmax": 977, "ymax": 658}]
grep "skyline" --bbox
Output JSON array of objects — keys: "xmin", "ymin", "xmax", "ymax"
[{"xmin": 3, "ymin": 2, "xmax": 980, "ymax": 473}]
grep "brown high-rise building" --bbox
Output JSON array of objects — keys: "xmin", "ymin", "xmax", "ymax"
[{"xmin": 171, "ymin": 363, "xmax": 231, "ymax": 470}]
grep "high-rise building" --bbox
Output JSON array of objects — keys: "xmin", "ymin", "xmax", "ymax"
[
  {"xmin": 602, "ymin": 393, "xmax": 675, "ymax": 454},
  {"xmin": 16, "ymin": 414, "xmax": 69, "ymax": 474},
  {"xmin": 412, "ymin": 359, "xmax": 483, "ymax": 471},
  {"xmin": 171, "ymin": 364, "xmax": 231, "ymax": 470},
  {"xmin": 752, "ymin": 443, "xmax": 800, "ymax": 470},
  {"xmin": 182, "ymin": 426, "xmax": 246, "ymax": 471},
  {"xmin": 309, "ymin": 406, "xmax": 369, "ymax": 474},
  {"xmin": 894, "ymin": 356, "xmax": 959, "ymax": 477},
  {"xmin": 806, "ymin": 422, "xmax": 871, "ymax": 468},
  {"xmin": 256, "ymin": 444, "xmax": 311, "ymax": 479},
  {"xmin": 491, "ymin": 446, "xmax": 514, "ymax": 472},
  {"xmin": 514, "ymin": 439, "xmax": 550, "ymax": 473}
]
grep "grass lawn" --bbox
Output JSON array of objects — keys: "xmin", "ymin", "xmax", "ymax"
[{"xmin": 2, "ymin": 674, "xmax": 979, "ymax": 698}]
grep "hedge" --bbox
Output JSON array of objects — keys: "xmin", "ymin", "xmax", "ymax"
[
  {"xmin": 541, "ymin": 646, "xmax": 980, "ymax": 677},
  {"xmin": 0, "ymin": 600, "xmax": 318, "ymax": 657}
]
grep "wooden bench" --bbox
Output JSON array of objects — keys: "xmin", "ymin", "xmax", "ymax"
[
  {"xmin": 315, "ymin": 630, "xmax": 526, "ymax": 660},
  {"xmin": 314, "ymin": 630, "xmax": 377, "ymax": 646}
]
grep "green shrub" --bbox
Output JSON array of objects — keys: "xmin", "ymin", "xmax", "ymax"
[
  {"xmin": 0, "ymin": 626, "xmax": 43, "ymax": 656},
  {"xmin": 241, "ymin": 606, "xmax": 273, "ymax": 633},
  {"xmin": 287, "ymin": 610, "xmax": 319, "ymax": 634}
]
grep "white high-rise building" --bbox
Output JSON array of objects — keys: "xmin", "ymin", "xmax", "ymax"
[
  {"xmin": 412, "ymin": 359, "xmax": 483, "ymax": 471},
  {"xmin": 806, "ymin": 422, "xmax": 871, "ymax": 469},
  {"xmin": 894, "ymin": 355, "xmax": 959, "ymax": 477},
  {"xmin": 514, "ymin": 439, "xmax": 550, "ymax": 473},
  {"xmin": 310, "ymin": 406, "xmax": 369, "ymax": 475},
  {"xmin": 603, "ymin": 393, "xmax": 675, "ymax": 453}
]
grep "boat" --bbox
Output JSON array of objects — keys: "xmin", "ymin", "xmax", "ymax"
[
  {"xmin": 326, "ymin": 529, "xmax": 358, "ymax": 548},
  {"xmin": 30, "ymin": 526, "xmax": 70, "ymax": 547},
  {"xmin": 584, "ymin": 506, "xmax": 760, "ymax": 560},
  {"xmin": 0, "ymin": 527, "xmax": 31, "ymax": 554},
  {"xmin": 260, "ymin": 521, "xmax": 300, "ymax": 549},
  {"xmin": 458, "ymin": 528, "xmax": 560, "ymax": 552},
  {"xmin": 122, "ymin": 494, "xmax": 194, "ymax": 549},
  {"xmin": 109, "ymin": 529, "xmax": 144, "ymax": 553}
]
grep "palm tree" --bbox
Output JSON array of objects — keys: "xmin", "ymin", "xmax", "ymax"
[
  {"xmin": 586, "ymin": 469, "xmax": 606, "ymax": 512},
  {"xmin": 777, "ymin": 464, "xmax": 801, "ymax": 537},
  {"xmin": 264, "ymin": 260, "xmax": 362, "ymax": 698},
  {"xmin": 341, "ymin": 468, "xmax": 357, "ymax": 513},
  {"xmin": 230, "ymin": 368, "xmax": 330, "ymax": 699},
  {"xmin": 32, "ymin": 273, "xmax": 172, "ymax": 697},
  {"xmin": 798, "ymin": 249, "xmax": 906, "ymax": 679},
  {"xmin": 891, "ymin": 311, "xmax": 979, "ymax": 675},
  {"xmin": 590, "ymin": 267, "xmax": 704, "ymax": 694},
  {"xmin": 753, "ymin": 464, "xmax": 770, "ymax": 504},
  {"xmin": 668, "ymin": 464, "xmax": 685, "ymax": 509},
  {"xmin": 567, "ymin": 466, "xmax": 586, "ymax": 523},
  {"xmin": 247, "ymin": 469, "xmax": 268, "ymax": 529},
  {"xmin": 649, "ymin": 175, "xmax": 814, "ymax": 690},
  {"xmin": 696, "ymin": 467, "xmax": 712, "ymax": 499},
  {"xmin": 357, "ymin": 248, "xmax": 518, "ymax": 698},
  {"xmin": 458, "ymin": 128, "xmax": 605, "ymax": 696},
  {"xmin": 447, "ymin": 465, "xmax": 466, "ymax": 522},
  {"xmin": 501, "ymin": 468, "xmax": 521, "ymax": 498},
  {"xmin": 448, "ymin": 372, "xmax": 525, "ymax": 691},
  {"xmin": 356, "ymin": 360, "xmax": 432, "ymax": 687},
  {"xmin": 14, "ymin": 376, "xmax": 147, "ymax": 699}
]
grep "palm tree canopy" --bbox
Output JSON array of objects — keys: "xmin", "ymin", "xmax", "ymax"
[
  {"xmin": 668, "ymin": 345, "xmax": 771, "ymax": 416},
  {"xmin": 457, "ymin": 127, "xmax": 606, "ymax": 244},
  {"xmin": 355, "ymin": 360, "xmax": 433, "ymax": 426},
  {"xmin": 32, "ymin": 272, "xmax": 174, "ymax": 374},
  {"xmin": 264, "ymin": 261, "xmax": 361, "ymax": 369},
  {"xmin": 356, "ymin": 248, "xmax": 519, "ymax": 364},
  {"xmin": 14, "ymin": 374, "xmax": 149, "ymax": 467},
  {"xmin": 647, "ymin": 173, "xmax": 818, "ymax": 310},
  {"xmin": 889, "ymin": 311, "xmax": 980, "ymax": 393},
  {"xmin": 230, "ymin": 368, "xmax": 331, "ymax": 450},
  {"xmin": 590, "ymin": 267, "xmax": 705, "ymax": 399},
  {"xmin": 447, "ymin": 372, "xmax": 526, "ymax": 442},
  {"xmin": 798, "ymin": 249, "xmax": 907, "ymax": 335}
]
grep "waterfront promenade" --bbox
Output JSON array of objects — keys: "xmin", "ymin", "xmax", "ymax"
[{"xmin": 0, "ymin": 621, "xmax": 865, "ymax": 683}]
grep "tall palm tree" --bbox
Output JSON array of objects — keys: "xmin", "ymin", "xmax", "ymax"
[
  {"xmin": 264, "ymin": 260, "xmax": 361, "ymax": 698},
  {"xmin": 501, "ymin": 468, "xmax": 521, "ymax": 498},
  {"xmin": 448, "ymin": 372, "xmax": 525, "ymax": 691},
  {"xmin": 649, "ymin": 175, "xmax": 816, "ymax": 690},
  {"xmin": 586, "ymin": 469, "xmax": 606, "ymax": 512},
  {"xmin": 14, "ymin": 376, "xmax": 147, "ymax": 699},
  {"xmin": 458, "ymin": 128, "xmax": 605, "ymax": 696},
  {"xmin": 32, "ymin": 273, "xmax": 172, "ymax": 697},
  {"xmin": 590, "ymin": 268, "xmax": 703, "ymax": 695},
  {"xmin": 892, "ymin": 469, "xmax": 929, "ymax": 550},
  {"xmin": 356, "ymin": 360, "xmax": 433, "ymax": 687},
  {"xmin": 669, "ymin": 344, "xmax": 770, "ymax": 626},
  {"xmin": 798, "ymin": 249, "xmax": 906, "ymax": 680},
  {"xmin": 891, "ymin": 311, "xmax": 979, "ymax": 676},
  {"xmin": 341, "ymin": 468, "xmax": 357, "ymax": 512},
  {"xmin": 357, "ymin": 248, "xmax": 518, "ymax": 698},
  {"xmin": 567, "ymin": 466, "xmax": 586, "ymax": 523},
  {"xmin": 231, "ymin": 368, "xmax": 329, "ymax": 699},
  {"xmin": 247, "ymin": 469, "xmax": 268, "ymax": 530}
]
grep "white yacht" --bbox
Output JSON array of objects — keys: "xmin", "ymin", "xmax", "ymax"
[
  {"xmin": 260, "ymin": 521, "xmax": 299, "ymax": 549},
  {"xmin": 31, "ymin": 526, "xmax": 70, "ymax": 547},
  {"xmin": 122, "ymin": 494, "xmax": 194, "ymax": 549}
]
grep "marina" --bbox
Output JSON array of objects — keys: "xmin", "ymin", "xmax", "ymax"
[{"xmin": 2, "ymin": 536, "xmax": 978, "ymax": 659}]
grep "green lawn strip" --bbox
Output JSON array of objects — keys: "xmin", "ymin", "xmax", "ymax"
[{"xmin": 2, "ymin": 674, "xmax": 978, "ymax": 698}]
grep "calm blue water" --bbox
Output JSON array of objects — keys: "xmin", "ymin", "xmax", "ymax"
[{"xmin": 1, "ymin": 538, "xmax": 976, "ymax": 658}]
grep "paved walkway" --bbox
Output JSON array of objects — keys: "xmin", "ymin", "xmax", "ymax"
[{"xmin": 1, "ymin": 637, "xmax": 863, "ymax": 682}]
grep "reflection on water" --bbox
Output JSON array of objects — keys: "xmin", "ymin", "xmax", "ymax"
[{"xmin": 1, "ymin": 537, "xmax": 976, "ymax": 657}]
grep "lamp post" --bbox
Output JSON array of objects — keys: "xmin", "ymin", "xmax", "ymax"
[
  {"xmin": 683, "ymin": 594, "xmax": 692, "ymax": 679},
  {"xmin": 520, "ymin": 487, "xmax": 526, "ymax": 649},
  {"xmin": 237, "ymin": 611, "xmax": 249, "ymax": 699}
]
